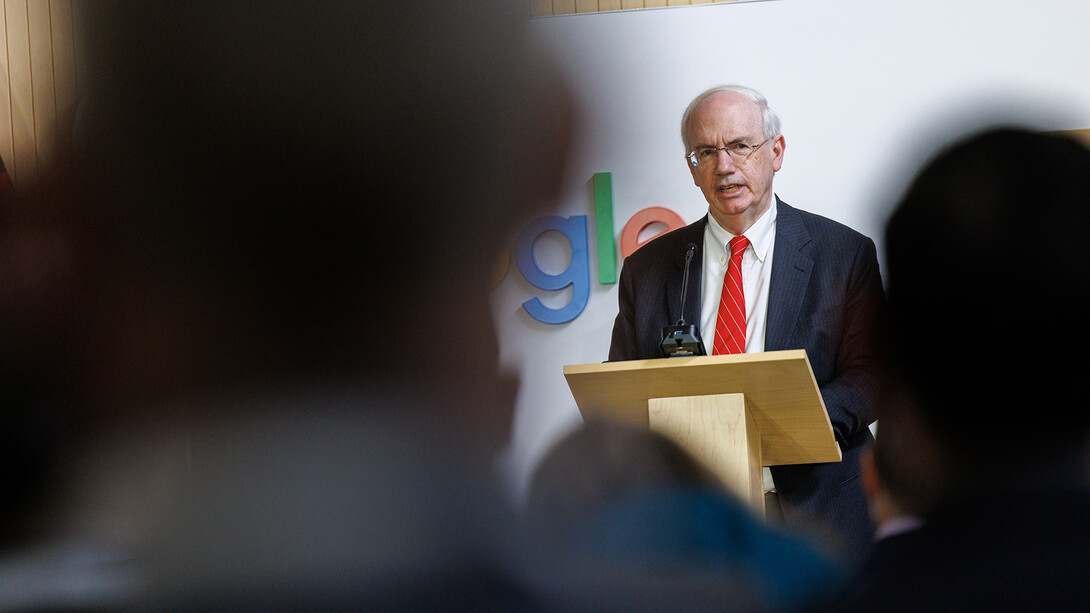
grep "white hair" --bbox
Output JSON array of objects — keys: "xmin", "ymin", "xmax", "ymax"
[{"xmin": 680, "ymin": 84, "xmax": 782, "ymax": 153}]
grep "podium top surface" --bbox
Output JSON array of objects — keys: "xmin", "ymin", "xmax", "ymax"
[{"xmin": 563, "ymin": 350, "xmax": 840, "ymax": 465}]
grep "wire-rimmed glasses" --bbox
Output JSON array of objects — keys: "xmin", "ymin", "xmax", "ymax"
[{"xmin": 686, "ymin": 137, "xmax": 771, "ymax": 168}]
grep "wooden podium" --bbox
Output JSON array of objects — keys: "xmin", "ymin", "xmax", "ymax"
[{"xmin": 563, "ymin": 349, "xmax": 840, "ymax": 515}]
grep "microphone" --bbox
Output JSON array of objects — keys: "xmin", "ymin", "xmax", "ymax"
[{"xmin": 660, "ymin": 242, "xmax": 706, "ymax": 357}]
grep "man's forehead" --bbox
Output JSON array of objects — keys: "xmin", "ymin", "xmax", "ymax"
[{"xmin": 689, "ymin": 92, "xmax": 763, "ymax": 142}]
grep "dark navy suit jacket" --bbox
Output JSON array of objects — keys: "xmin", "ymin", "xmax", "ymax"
[
  {"xmin": 608, "ymin": 199, "xmax": 885, "ymax": 560},
  {"xmin": 827, "ymin": 484, "xmax": 1090, "ymax": 611}
]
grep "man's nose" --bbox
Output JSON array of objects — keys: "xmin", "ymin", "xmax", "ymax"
[{"xmin": 715, "ymin": 149, "xmax": 738, "ymax": 173}]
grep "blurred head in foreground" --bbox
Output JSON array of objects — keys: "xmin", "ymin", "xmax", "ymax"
[
  {"xmin": 882, "ymin": 127, "xmax": 1090, "ymax": 488},
  {"xmin": 1, "ymin": 0, "xmax": 573, "ymax": 608},
  {"xmin": 524, "ymin": 418, "xmax": 847, "ymax": 612},
  {"xmin": 62, "ymin": 0, "xmax": 571, "ymax": 452},
  {"xmin": 527, "ymin": 417, "xmax": 722, "ymax": 531}
]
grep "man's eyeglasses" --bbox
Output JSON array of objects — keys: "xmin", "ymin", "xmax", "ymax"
[{"xmin": 686, "ymin": 137, "xmax": 771, "ymax": 168}]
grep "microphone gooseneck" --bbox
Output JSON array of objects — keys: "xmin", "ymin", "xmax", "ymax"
[
  {"xmin": 659, "ymin": 242, "xmax": 705, "ymax": 357},
  {"xmin": 676, "ymin": 242, "xmax": 698, "ymax": 325}
]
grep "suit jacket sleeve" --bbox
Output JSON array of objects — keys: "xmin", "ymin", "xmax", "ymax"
[
  {"xmin": 767, "ymin": 202, "xmax": 886, "ymax": 446},
  {"xmin": 818, "ymin": 234, "xmax": 885, "ymax": 444},
  {"xmin": 608, "ymin": 254, "xmax": 640, "ymax": 362}
]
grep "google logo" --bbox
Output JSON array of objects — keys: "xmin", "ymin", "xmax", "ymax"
[{"xmin": 513, "ymin": 172, "xmax": 689, "ymax": 324}]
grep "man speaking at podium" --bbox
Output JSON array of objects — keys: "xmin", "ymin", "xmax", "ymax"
[{"xmin": 608, "ymin": 85, "xmax": 886, "ymax": 560}]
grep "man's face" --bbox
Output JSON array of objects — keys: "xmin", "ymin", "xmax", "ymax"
[{"xmin": 685, "ymin": 91, "xmax": 784, "ymax": 235}]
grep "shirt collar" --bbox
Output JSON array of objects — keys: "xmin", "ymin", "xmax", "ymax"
[{"xmin": 706, "ymin": 196, "xmax": 777, "ymax": 262}]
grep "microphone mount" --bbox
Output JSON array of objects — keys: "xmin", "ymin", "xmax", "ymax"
[{"xmin": 660, "ymin": 242, "xmax": 706, "ymax": 357}]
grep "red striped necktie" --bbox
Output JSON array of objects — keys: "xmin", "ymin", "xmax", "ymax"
[{"xmin": 712, "ymin": 235, "xmax": 749, "ymax": 355}]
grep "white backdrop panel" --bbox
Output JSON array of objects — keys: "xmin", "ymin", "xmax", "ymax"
[{"xmin": 491, "ymin": 0, "xmax": 1090, "ymax": 499}]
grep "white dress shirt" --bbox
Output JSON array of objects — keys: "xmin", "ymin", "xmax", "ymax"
[{"xmin": 700, "ymin": 197, "xmax": 777, "ymax": 357}]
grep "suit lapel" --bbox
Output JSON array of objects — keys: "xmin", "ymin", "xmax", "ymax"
[
  {"xmin": 664, "ymin": 217, "xmax": 708, "ymax": 328},
  {"xmin": 767, "ymin": 200, "xmax": 813, "ymax": 351}
]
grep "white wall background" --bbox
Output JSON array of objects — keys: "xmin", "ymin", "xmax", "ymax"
[{"xmin": 491, "ymin": 0, "xmax": 1090, "ymax": 499}]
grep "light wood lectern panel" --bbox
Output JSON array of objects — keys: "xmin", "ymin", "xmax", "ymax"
[{"xmin": 563, "ymin": 350, "xmax": 841, "ymax": 512}]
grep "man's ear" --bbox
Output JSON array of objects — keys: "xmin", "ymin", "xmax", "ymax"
[{"xmin": 771, "ymin": 135, "xmax": 785, "ymax": 173}]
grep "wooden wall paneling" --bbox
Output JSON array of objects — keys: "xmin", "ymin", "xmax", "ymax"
[
  {"xmin": 576, "ymin": 0, "xmax": 599, "ymax": 13},
  {"xmin": 531, "ymin": 0, "xmax": 553, "ymax": 17},
  {"xmin": 5, "ymin": 0, "xmax": 37, "ymax": 186},
  {"xmin": 0, "ymin": 0, "xmax": 14, "ymax": 177},
  {"xmin": 0, "ymin": 0, "xmax": 79, "ymax": 188},
  {"xmin": 553, "ymin": 0, "xmax": 577, "ymax": 15},
  {"xmin": 69, "ymin": 0, "xmax": 89, "ymax": 96},
  {"xmin": 49, "ymin": 0, "xmax": 78, "ymax": 150},
  {"xmin": 27, "ymin": 0, "xmax": 57, "ymax": 172},
  {"xmin": 531, "ymin": 0, "xmax": 743, "ymax": 16}
]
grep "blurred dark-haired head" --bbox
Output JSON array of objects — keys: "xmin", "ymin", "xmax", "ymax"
[
  {"xmin": 0, "ymin": 3, "xmax": 574, "ymax": 543},
  {"xmin": 883, "ymin": 127, "xmax": 1090, "ymax": 471},
  {"xmin": 526, "ymin": 418, "xmax": 722, "ymax": 532},
  {"xmin": 60, "ymin": 1, "xmax": 572, "ymax": 441}
]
